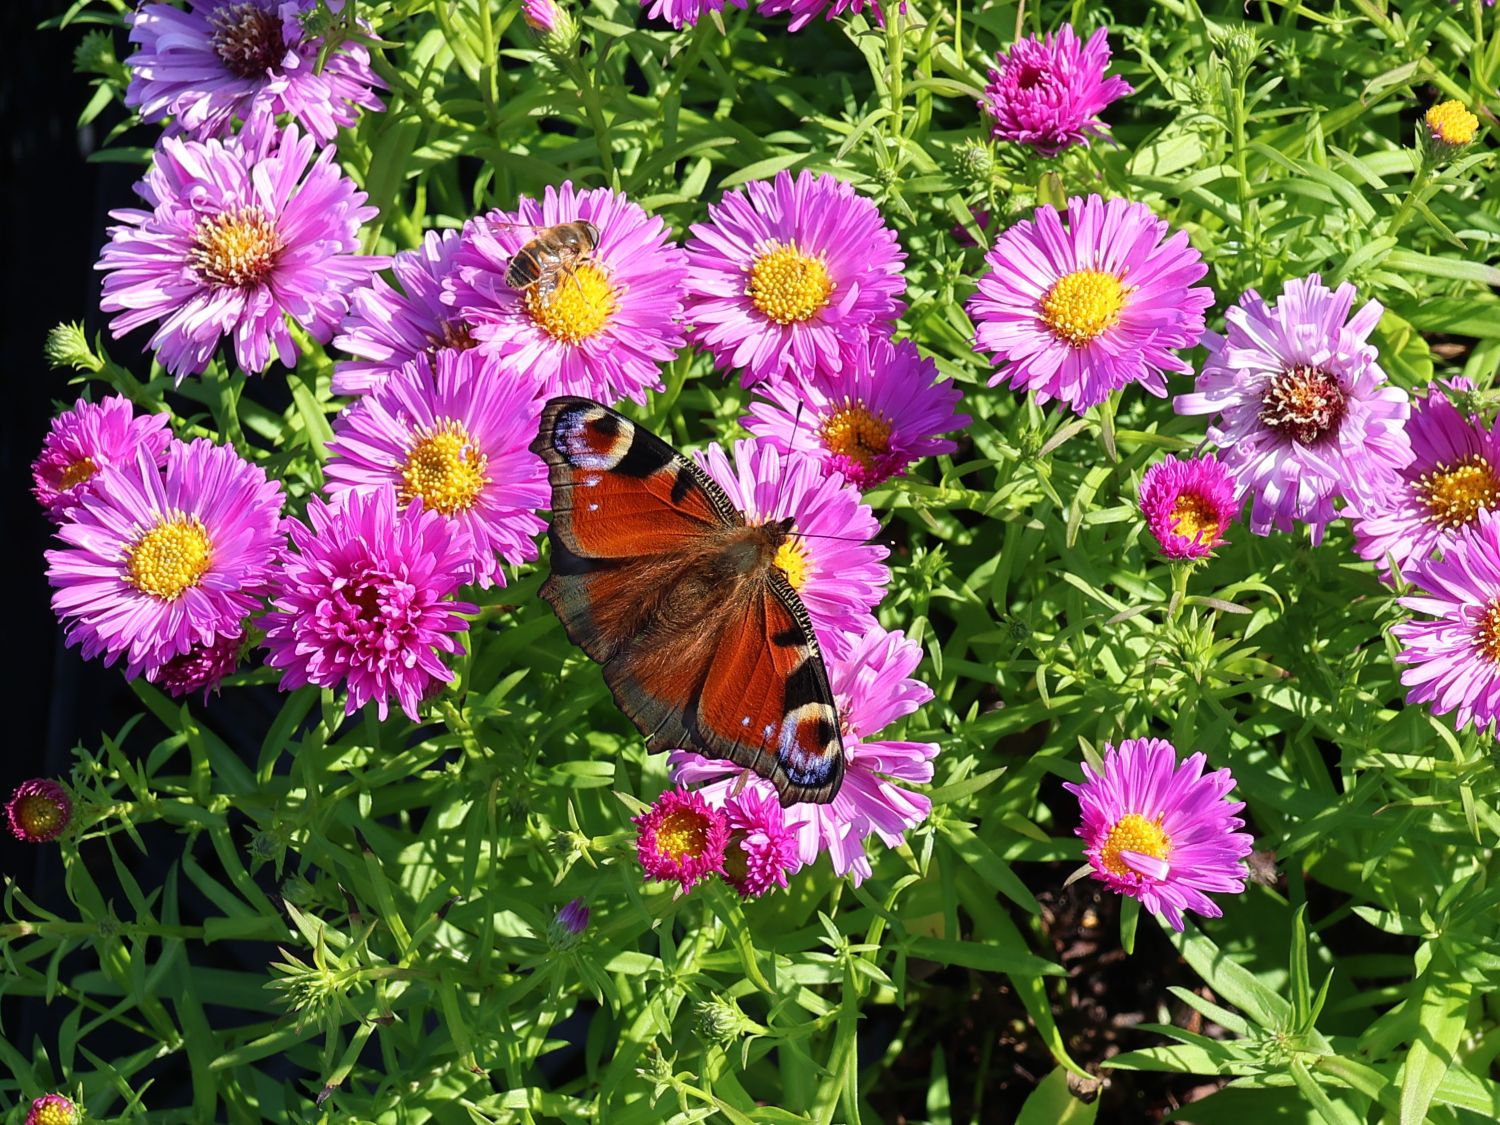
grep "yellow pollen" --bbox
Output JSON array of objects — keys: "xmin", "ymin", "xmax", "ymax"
[
  {"xmin": 524, "ymin": 262, "xmax": 616, "ymax": 344},
  {"xmin": 1477, "ymin": 600, "xmax": 1500, "ymax": 664},
  {"xmin": 191, "ymin": 206, "xmax": 283, "ymax": 289},
  {"xmin": 17, "ymin": 795, "xmax": 65, "ymax": 838},
  {"xmin": 747, "ymin": 241, "xmax": 835, "ymax": 325},
  {"xmin": 399, "ymin": 420, "xmax": 489, "ymax": 516},
  {"xmin": 1425, "ymin": 100, "xmax": 1479, "ymax": 147},
  {"xmin": 1169, "ymin": 493, "xmax": 1221, "ymax": 546},
  {"xmin": 655, "ymin": 808, "xmax": 712, "ymax": 860},
  {"xmin": 30, "ymin": 1100, "xmax": 76, "ymax": 1125},
  {"xmin": 124, "ymin": 516, "xmax": 212, "ymax": 601},
  {"xmin": 820, "ymin": 402, "xmax": 893, "ymax": 479},
  {"xmin": 58, "ymin": 456, "xmax": 99, "ymax": 491},
  {"xmin": 1420, "ymin": 455, "xmax": 1500, "ymax": 530},
  {"xmin": 772, "ymin": 538, "xmax": 810, "ymax": 591},
  {"xmin": 1041, "ymin": 269, "xmax": 1128, "ymax": 347},
  {"xmin": 1099, "ymin": 812, "xmax": 1171, "ymax": 878}
]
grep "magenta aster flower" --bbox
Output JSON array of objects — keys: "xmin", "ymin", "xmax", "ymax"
[
  {"xmin": 24, "ymin": 1095, "xmax": 78, "ymax": 1125},
  {"xmin": 695, "ymin": 437, "xmax": 888, "ymax": 658},
  {"xmin": 721, "ymin": 787, "xmax": 802, "ymax": 898},
  {"xmin": 124, "ymin": 0, "xmax": 384, "ymax": 143},
  {"xmin": 672, "ymin": 623, "xmax": 938, "ymax": 885},
  {"xmin": 443, "ymin": 182, "xmax": 688, "ymax": 407},
  {"xmin": 1138, "ymin": 454, "xmax": 1238, "ymax": 561},
  {"xmin": 1063, "ymin": 738, "xmax": 1252, "ymax": 931},
  {"xmin": 980, "ymin": 26, "xmax": 1132, "ymax": 155},
  {"xmin": 324, "ymin": 350, "xmax": 548, "ymax": 588},
  {"xmin": 1175, "ymin": 275, "xmax": 1413, "ymax": 542},
  {"xmin": 262, "ymin": 488, "xmax": 476, "ymax": 722},
  {"xmin": 333, "ymin": 229, "xmax": 478, "ymax": 397},
  {"xmin": 758, "ymin": 0, "xmax": 892, "ymax": 32},
  {"xmin": 968, "ymin": 194, "xmax": 1211, "ymax": 415},
  {"xmin": 634, "ymin": 786, "xmax": 730, "ymax": 892},
  {"xmin": 32, "ymin": 396, "xmax": 173, "ymax": 521},
  {"xmin": 1352, "ymin": 384, "xmax": 1500, "ymax": 577},
  {"xmin": 149, "ymin": 629, "xmax": 244, "ymax": 699},
  {"xmin": 684, "ymin": 169, "xmax": 906, "ymax": 386},
  {"xmin": 47, "ymin": 439, "xmax": 285, "ymax": 678},
  {"xmin": 1394, "ymin": 508, "xmax": 1500, "ymax": 732},
  {"xmin": 744, "ymin": 333, "xmax": 969, "ymax": 490},
  {"xmin": 643, "ymin": 0, "xmax": 747, "ymax": 29},
  {"xmin": 97, "ymin": 124, "xmax": 384, "ymax": 381},
  {"xmin": 6, "ymin": 781, "xmax": 73, "ymax": 845},
  {"xmin": 523, "ymin": 0, "xmax": 562, "ymax": 31}
]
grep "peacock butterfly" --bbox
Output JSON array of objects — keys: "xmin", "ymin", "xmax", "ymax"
[{"xmin": 530, "ymin": 396, "xmax": 844, "ymax": 805}]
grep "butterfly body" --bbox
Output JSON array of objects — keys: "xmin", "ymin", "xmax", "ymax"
[{"xmin": 531, "ymin": 397, "xmax": 845, "ymax": 805}]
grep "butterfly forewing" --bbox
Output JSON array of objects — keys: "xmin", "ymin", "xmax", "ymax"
[{"xmin": 531, "ymin": 396, "xmax": 845, "ymax": 805}]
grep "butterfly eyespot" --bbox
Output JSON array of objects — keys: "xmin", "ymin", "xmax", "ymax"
[{"xmin": 554, "ymin": 404, "xmax": 633, "ymax": 470}]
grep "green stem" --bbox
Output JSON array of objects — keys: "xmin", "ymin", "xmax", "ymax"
[
  {"xmin": 1385, "ymin": 161, "xmax": 1432, "ymax": 242},
  {"xmin": 1167, "ymin": 562, "xmax": 1193, "ymax": 625},
  {"xmin": 886, "ymin": 6, "xmax": 905, "ymax": 146},
  {"xmin": 565, "ymin": 57, "xmax": 618, "ymax": 187}
]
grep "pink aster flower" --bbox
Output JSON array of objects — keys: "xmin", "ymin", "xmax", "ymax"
[
  {"xmin": 47, "ymin": 439, "xmax": 285, "ymax": 679},
  {"xmin": 6, "ymin": 781, "xmax": 74, "ymax": 845},
  {"xmin": 758, "ymin": 0, "xmax": 892, "ymax": 32},
  {"xmin": 443, "ymin": 182, "xmax": 688, "ymax": 407},
  {"xmin": 1138, "ymin": 454, "xmax": 1238, "ymax": 561},
  {"xmin": 1175, "ymin": 275, "xmax": 1413, "ymax": 543},
  {"xmin": 97, "ymin": 123, "xmax": 384, "ymax": 381},
  {"xmin": 124, "ymin": 0, "xmax": 384, "ymax": 143},
  {"xmin": 1394, "ymin": 508, "xmax": 1500, "ymax": 732},
  {"xmin": 721, "ymin": 787, "xmax": 803, "ymax": 898},
  {"xmin": 980, "ymin": 26, "xmax": 1132, "ymax": 155},
  {"xmin": 1352, "ymin": 383, "xmax": 1500, "ymax": 577},
  {"xmin": 695, "ymin": 437, "xmax": 889, "ymax": 658},
  {"xmin": 1063, "ymin": 738, "xmax": 1253, "ymax": 932},
  {"xmin": 743, "ymin": 332, "xmax": 969, "ymax": 490},
  {"xmin": 634, "ymin": 786, "xmax": 730, "ymax": 892},
  {"xmin": 262, "ymin": 488, "xmax": 476, "ymax": 722},
  {"xmin": 684, "ymin": 169, "xmax": 906, "ymax": 386},
  {"xmin": 672, "ymin": 623, "xmax": 938, "ymax": 885},
  {"xmin": 149, "ymin": 629, "xmax": 244, "ymax": 699},
  {"xmin": 333, "ymin": 229, "xmax": 479, "ymax": 397},
  {"xmin": 523, "ymin": 0, "xmax": 562, "ymax": 31},
  {"xmin": 643, "ymin": 0, "xmax": 747, "ymax": 29},
  {"xmin": 968, "ymin": 194, "xmax": 1211, "ymax": 415},
  {"xmin": 324, "ymin": 349, "xmax": 548, "ymax": 588},
  {"xmin": 24, "ymin": 1095, "xmax": 78, "ymax": 1125},
  {"xmin": 32, "ymin": 395, "xmax": 173, "ymax": 521}
]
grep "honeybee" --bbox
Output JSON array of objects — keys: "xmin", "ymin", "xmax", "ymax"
[{"xmin": 505, "ymin": 220, "xmax": 601, "ymax": 307}]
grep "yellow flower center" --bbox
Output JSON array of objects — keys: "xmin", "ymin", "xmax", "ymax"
[
  {"xmin": 399, "ymin": 420, "xmax": 489, "ymax": 516},
  {"xmin": 1099, "ymin": 812, "xmax": 1171, "ymax": 878},
  {"xmin": 772, "ymin": 538, "xmax": 810, "ymax": 591},
  {"xmin": 523, "ymin": 262, "xmax": 617, "ymax": 344},
  {"xmin": 656, "ymin": 808, "xmax": 712, "ymax": 860},
  {"xmin": 58, "ymin": 456, "xmax": 99, "ymax": 491},
  {"xmin": 820, "ymin": 402, "xmax": 893, "ymax": 478},
  {"xmin": 1040, "ymin": 269, "xmax": 1128, "ymax": 347},
  {"xmin": 17, "ymin": 795, "xmax": 66, "ymax": 839},
  {"xmin": 1477, "ymin": 600, "xmax": 1500, "ymax": 663},
  {"xmin": 1169, "ymin": 493, "xmax": 1221, "ymax": 546},
  {"xmin": 191, "ymin": 206, "xmax": 283, "ymax": 289},
  {"xmin": 124, "ymin": 516, "xmax": 213, "ymax": 601},
  {"xmin": 1425, "ymin": 100, "xmax": 1479, "ymax": 147},
  {"xmin": 1420, "ymin": 454, "xmax": 1500, "ymax": 531},
  {"xmin": 747, "ymin": 241, "xmax": 835, "ymax": 325}
]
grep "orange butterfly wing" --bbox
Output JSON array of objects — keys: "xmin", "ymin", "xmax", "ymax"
[{"xmin": 531, "ymin": 397, "xmax": 844, "ymax": 805}]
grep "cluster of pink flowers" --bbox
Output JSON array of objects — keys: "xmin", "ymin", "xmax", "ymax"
[{"xmin": 640, "ymin": 0, "xmax": 895, "ymax": 33}]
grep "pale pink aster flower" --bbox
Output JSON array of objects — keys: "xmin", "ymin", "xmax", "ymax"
[
  {"xmin": 97, "ymin": 124, "xmax": 384, "ymax": 380},
  {"xmin": 695, "ymin": 437, "xmax": 889, "ymax": 659},
  {"xmin": 1138, "ymin": 454, "xmax": 1239, "ymax": 561},
  {"xmin": 32, "ymin": 396, "xmax": 173, "ymax": 521},
  {"xmin": 980, "ymin": 26, "xmax": 1132, "ymax": 155},
  {"xmin": 124, "ymin": 0, "xmax": 384, "ymax": 143},
  {"xmin": 634, "ymin": 786, "xmax": 730, "ymax": 891},
  {"xmin": 261, "ymin": 488, "xmax": 477, "ymax": 722},
  {"xmin": 46, "ymin": 439, "xmax": 285, "ymax": 679},
  {"xmin": 684, "ymin": 169, "xmax": 906, "ymax": 386},
  {"xmin": 968, "ymin": 194, "xmax": 1211, "ymax": 414},
  {"xmin": 324, "ymin": 349, "xmax": 548, "ymax": 588},
  {"xmin": 6, "ymin": 781, "xmax": 73, "ymax": 845},
  {"xmin": 333, "ymin": 229, "xmax": 478, "ymax": 397},
  {"xmin": 1175, "ymin": 275, "xmax": 1413, "ymax": 543},
  {"xmin": 644, "ymin": 0, "xmax": 747, "ymax": 29},
  {"xmin": 1352, "ymin": 383, "xmax": 1500, "ymax": 577},
  {"xmin": 672, "ymin": 623, "xmax": 938, "ymax": 885},
  {"xmin": 444, "ymin": 182, "xmax": 688, "ymax": 407},
  {"xmin": 1394, "ymin": 508, "xmax": 1500, "ymax": 733},
  {"xmin": 758, "ymin": 0, "xmax": 893, "ymax": 32},
  {"xmin": 1063, "ymin": 738, "xmax": 1253, "ymax": 932},
  {"xmin": 743, "ymin": 332, "xmax": 969, "ymax": 489},
  {"xmin": 721, "ymin": 787, "xmax": 803, "ymax": 898}
]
